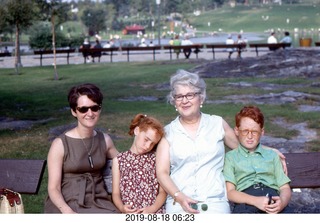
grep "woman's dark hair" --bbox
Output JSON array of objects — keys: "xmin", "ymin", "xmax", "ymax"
[{"xmin": 68, "ymin": 83, "xmax": 103, "ymax": 112}]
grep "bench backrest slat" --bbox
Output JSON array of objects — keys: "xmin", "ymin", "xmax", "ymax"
[
  {"xmin": 0, "ymin": 159, "xmax": 46, "ymax": 194},
  {"xmin": 121, "ymin": 46, "xmax": 161, "ymax": 51},
  {"xmin": 34, "ymin": 49, "xmax": 75, "ymax": 54},
  {"xmin": 285, "ymin": 152, "xmax": 320, "ymax": 188}
]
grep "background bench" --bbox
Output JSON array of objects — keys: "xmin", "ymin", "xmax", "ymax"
[
  {"xmin": 0, "ymin": 52, "xmax": 12, "ymax": 57},
  {"xmin": 121, "ymin": 46, "xmax": 161, "ymax": 62},
  {"xmin": 249, "ymin": 43, "xmax": 291, "ymax": 56},
  {"xmin": 206, "ymin": 43, "xmax": 247, "ymax": 59},
  {"xmin": 163, "ymin": 44, "xmax": 204, "ymax": 60},
  {"xmin": 79, "ymin": 47, "xmax": 119, "ymax": 63},
  {"xmin": 33, "ymin": 49, "xmax": 75, "ymax": 66}
]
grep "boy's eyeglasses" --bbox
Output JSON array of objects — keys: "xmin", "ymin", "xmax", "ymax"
[
  {"xmin": 76, "ymin": 105, "xmax": 101, "ymax": 113},
  {"xmin": 174, "ymin": 92, "xmax": 200, "ymax": 101},
  {"xmin": 238, "ymin": 129, "xmax": 261, "ymax": 136}
]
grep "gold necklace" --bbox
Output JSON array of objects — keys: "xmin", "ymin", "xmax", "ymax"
[{"xmin": 77, "ymin": 129, "xmax": 95, "ymax": 169}]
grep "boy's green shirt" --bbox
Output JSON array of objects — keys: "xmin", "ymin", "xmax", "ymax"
[{"xmin": 223, "ymin": 143, "xmax": 291, "ymax": 192}]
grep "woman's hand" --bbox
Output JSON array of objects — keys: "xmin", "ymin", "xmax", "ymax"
[
  {"xmin": 175, "ymin": 192, "xmax": 200, "ymax": 214},
  {"xmin": 262, "ymin": 145, "xmax": 287, "ymax": 175},
  {"xmin": 272, "ymin": 148, "xmax": 287, "ymax": 175}
]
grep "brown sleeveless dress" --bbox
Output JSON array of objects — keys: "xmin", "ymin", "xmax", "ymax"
[{"xmin": 44, "ymin": 131, "xmax": 119, "ymax": 213}]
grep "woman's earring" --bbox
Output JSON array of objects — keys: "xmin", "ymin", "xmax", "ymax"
[
  {"xmin": 200, "ymin": 104, "xmax": 203, "ymax": 108},
  {"xmin": 175, "ymin": 106, "xmax": 178, "ymax": 111}
]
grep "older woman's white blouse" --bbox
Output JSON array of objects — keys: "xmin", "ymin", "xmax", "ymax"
[{"xmin": 164, "ymin": 113, "xmax": 229, "ymax": 213}]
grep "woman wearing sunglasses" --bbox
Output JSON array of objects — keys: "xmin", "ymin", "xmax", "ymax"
[{"xmin": 45, "ymin": 83, "xmax": 120, "ymax": 213}]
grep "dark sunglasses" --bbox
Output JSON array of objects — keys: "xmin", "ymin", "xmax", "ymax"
[{"xmin": 76, "ymin": 105, "xmax": 101, "ymax": 113}]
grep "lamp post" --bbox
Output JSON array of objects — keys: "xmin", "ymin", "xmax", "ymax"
[{"xmin": 156, "ymin": 0, "xmax": 161, "ymax": 46}]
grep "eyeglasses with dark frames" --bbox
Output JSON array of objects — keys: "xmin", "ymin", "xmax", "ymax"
[
  {"xmin": 174, "ymin": 92, "xmax": 200, "ymax": 101},
  {"xmin": 76, "ymin": 105, "xmax": 101, "ymax": 113},
  {"xmin": 238, "ymin": 129, "xmax": 261, "ymax": 136}
]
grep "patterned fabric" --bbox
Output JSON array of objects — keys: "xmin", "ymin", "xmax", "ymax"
[{"xmin": 117, "ymin": 150, "xmax": 165, "ymax": 213}]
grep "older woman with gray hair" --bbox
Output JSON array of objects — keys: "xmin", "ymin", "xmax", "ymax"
[
  {"xmin": 156, "ymin": 69, "xmax": 239, "ymax": 214},
  {"xmin": 156, "ymin": 70, "xmax": 287, "ymax": 214}
]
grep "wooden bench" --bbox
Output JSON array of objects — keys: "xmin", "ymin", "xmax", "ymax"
[
  {"xmin": 0, "ymin": 52, "xmax": 12, "ymax": 57},
  {"xmin": 249, "ymin": 43, "xmax": 291, "ymax": 56},
  {"xmin": 102, "ymin": 152, "xmax": 320, "ymax": 213},
  {"xmin": 120, "ymin": 46, "xmax": 161, "ymax": 62},
  {"xmin": 284, "ymin": 152, "xmax": 320, "ymax": 189},
  {"xmin": 163, "ymin": 44, "xmax": 204, "ymax": 60},
  {"xmin": 206, "ymin": 43, "xmax": 247, "ymax": 59},
  {"xmin": 33, "ymin": 49, "xmax": 75, "ymax": 66},
  {"xmin": 315, "ymin": 42, "xmax": 320, "ymax": 47},
  {"xmin": 103, "ymin": 152, "xmax": 320, "ymax": 189},
  {"xmin": 79, "ymin": 47, "xmax": 119, "ymax": 63},
  {"xmin": 0, "ymin": 159, "xmax": 46, "ymax": 194}
]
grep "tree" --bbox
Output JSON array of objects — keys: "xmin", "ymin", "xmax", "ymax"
[
  {"xmin": 81, "ymin": 7, "xmax": 108, "ymax": 36},
  {"xmin": 0, "ymin": 0, "xmax": 40, "ymax": 74},
  {"xmin": 36, "ymin": 0, "xmax": 70, "ymax": 80}
]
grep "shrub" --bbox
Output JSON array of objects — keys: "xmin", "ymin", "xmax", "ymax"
[{"xmin": 28, "ymin": 22, "xmax": 84, "ymax": 50}]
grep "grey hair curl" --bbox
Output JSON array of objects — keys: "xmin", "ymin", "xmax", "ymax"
[{"xmin": 167, "ymin": 69, "xmax": 206, "ymax": 105}]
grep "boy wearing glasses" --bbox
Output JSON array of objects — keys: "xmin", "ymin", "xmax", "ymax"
[{"xmin": 223, "ymin": 105, "xmax": 292, "ymax": 213}]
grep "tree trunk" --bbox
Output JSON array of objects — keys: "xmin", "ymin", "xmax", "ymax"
[
  {"xmin": 14, "ymin": 23, "xmax": 22, "ymax": 75},
  {"xmin": 51, "ymin": 14, "xmax": 59, "ymax": 80}
]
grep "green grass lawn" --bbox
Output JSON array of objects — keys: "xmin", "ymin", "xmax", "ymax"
[{"xmin": 191, "ymin": 4, "xmax": 320, "ymax": 33}]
